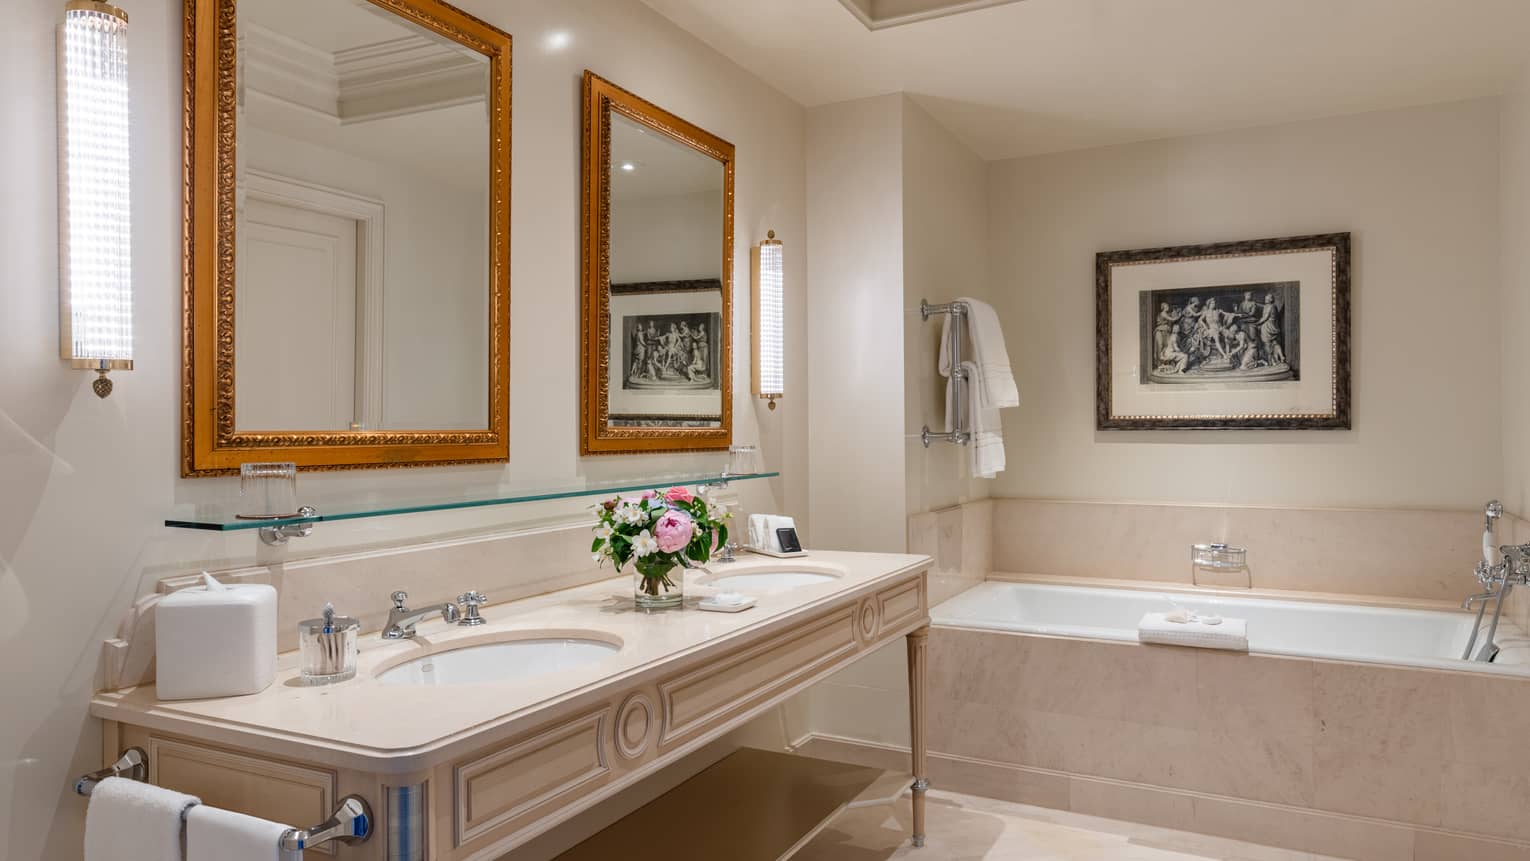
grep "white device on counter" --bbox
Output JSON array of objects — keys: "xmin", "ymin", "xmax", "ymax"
[
  {"xmin": 746, "ymin": 513, "xmax": 807, "ymax": 557},
  {"xmin": 155, "ymin": 573, "xmax": 277, "ymax": 700}
]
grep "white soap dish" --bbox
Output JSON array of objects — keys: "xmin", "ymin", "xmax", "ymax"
[
  {"xmin": 744, "ymin": 546, "xmax": 808, "ymax": 559},
  {"xmin": 698, "ymin": 593, "xmax": 758, "ymax": 613}
]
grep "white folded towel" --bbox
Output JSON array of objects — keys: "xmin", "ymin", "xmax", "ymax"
[
  {"xmin": 186, "ymin": 805, "xmax": 299, "ymax": 861},
  {"xmin": 747, "ymin": 514, "xmax": 796, "ymax": 551},
  {"xmin": 939, "ymin": 297, "xmax": 1019, "ymax": 408},
  {"xmin": 85, "ymin": 777, "xmax": 201, "ymax": 861},
  {"xmin": 1138, "ymin": 612, "xmax": 1248, "ymax": 651},
  {"xmin": 948, "ymin": 360, "xmax": 1005, "ymax": 479}
]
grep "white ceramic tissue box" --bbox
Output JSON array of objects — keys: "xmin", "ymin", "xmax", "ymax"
[{"xmin": 155, "ymin": 576, "xmax": 277, "ymax": 700}]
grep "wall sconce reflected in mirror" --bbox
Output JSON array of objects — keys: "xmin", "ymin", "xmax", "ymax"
[
  {"xmin": 751, "ymin": 230, "xmax": 784, "ymax": 410},
  {"xmin": 58, "ymin": 0, "xmax": 133, "ymax": 398}
]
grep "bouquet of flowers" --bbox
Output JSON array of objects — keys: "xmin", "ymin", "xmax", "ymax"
[{"xmin": 591, "ymin": 486, "xmax": 731, "ymax": 600}]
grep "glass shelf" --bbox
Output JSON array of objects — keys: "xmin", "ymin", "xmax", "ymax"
[{"xmin": 164, "ymin": 471, "xmax": 779, "ymax": 532}]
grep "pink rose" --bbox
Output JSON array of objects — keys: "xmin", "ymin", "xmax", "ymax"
[
  {"xmin": 664, "ymin": 486, "xmax": 694, "ymax": 503},
  {"xmin": 653, "ymin": 509, "xmax": 695, "ymax": 554}
]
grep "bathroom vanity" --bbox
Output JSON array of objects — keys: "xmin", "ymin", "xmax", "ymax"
[{"xmin": 90, "ymin": 552, "xmax": 931, "ymax": 860}]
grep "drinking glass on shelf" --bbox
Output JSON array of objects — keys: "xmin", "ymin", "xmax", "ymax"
[
  {"xmin": 237, "ymin": 462, "xmax": 300, "ymax": 519},
  {"xmin": 725, "ymin": 445, "xmax": 761, "ymax": 478}
]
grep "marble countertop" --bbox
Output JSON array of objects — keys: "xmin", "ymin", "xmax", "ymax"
[{"xmin": 91, "ymin": 551, "xmax": 930, "ymax": 773}]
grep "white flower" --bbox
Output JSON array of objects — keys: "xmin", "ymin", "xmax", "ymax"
[
  {"xmin": 594, "ymin": 523, "xmax": 613, "ymax": 540},
  {"xmin": 592, "ymin": 552, "xmax": 605, "ymax": 563},
  {"xmin": 631, "ymin": 529, "xmax": 659, "ymax": 557},
  {"xmin": 616, "ymin": 502, "xmax": 647, "ymax": 526},
  {"xmin": 706, "ymin": 499, "xmax": 728, "ymax": 522}
]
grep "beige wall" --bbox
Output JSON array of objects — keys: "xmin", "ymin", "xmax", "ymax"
[
  {"xmin": 0, "ymin": 1, "xmax": 808, "ymax": 858},
  {"xmin": 902, "ymin": 97, "xmax": 995, "ymax": 517},
  {"xmin": 610, "ymin": 189, "xmax": 724, "ymax": 283},
  {"xmin": 1503, "ymin": 68, "xmax": 1530, "ymax": 518},
  {"xmin": 805, "ymin": 94, "xmax": 907, "ymax": 551},
  {"xmin": 986, "ymin": 98, "xmax": 1503, "ymax": 509}
]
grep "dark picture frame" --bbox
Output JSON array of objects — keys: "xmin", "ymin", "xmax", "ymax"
[{"xmin": 1096, "ymin": 232, "xmax": 1351, "ymax": 430}]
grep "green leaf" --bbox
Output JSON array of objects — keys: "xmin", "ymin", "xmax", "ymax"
[{"xmin": 591, "ymin": 538, "xmax": 602, "ymax": 552}]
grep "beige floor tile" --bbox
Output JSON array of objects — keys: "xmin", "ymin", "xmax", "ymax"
[{"xmin": 796, "ymin": 788, "xmax": 1345, "ymax": 861}]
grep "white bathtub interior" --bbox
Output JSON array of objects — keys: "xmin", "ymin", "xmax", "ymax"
[{"xmin": 932, "ymin": 580, "xmax": 1528, "ymax": 672}]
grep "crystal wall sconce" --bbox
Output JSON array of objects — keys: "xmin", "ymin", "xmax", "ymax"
[
  {"xmin": 751, "ymin": 230, "xmax": 784, "ymax": 409},
  {"xmin": 58, "ymin": 0, "xmax": 133, "ymax": 398}
]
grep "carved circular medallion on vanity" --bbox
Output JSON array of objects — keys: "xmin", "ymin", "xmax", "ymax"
[
  {"xmin": 615, "ymin": 693, "xmax": 657, "ymax": 760},
  {"xmin": 855, "ymin": 597, "xmax": 881, "ymax": 644}
]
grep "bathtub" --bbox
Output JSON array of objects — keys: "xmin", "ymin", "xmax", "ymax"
[{"xmin": 932, "ymin": 579, "xmax": 1514, "ymax": 671}]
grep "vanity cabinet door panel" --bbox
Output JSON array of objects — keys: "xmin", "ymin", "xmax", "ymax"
[
  {"xmin": 134, "ymin": 733, "xmax": 340, "ymax": 854},
  {"xmin": 658, "ymin": 608, "xmax": 858, "ymax": 746},
  {"xmin": 451, "ymin": 709, "xmax": 613, "ymax": 849}
]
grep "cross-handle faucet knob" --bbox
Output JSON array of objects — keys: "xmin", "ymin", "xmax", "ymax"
[
  {"xmin": 457, "ymin": 591, "xmax": 488, "ymax": 626},
  {"xmin": 391, "ymin": 590, "xmax": 408, "ymax": 611}
]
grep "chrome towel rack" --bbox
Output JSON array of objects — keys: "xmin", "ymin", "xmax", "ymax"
[
  {"xmin": 74, "ymin": 748, "xmax": 374, "ymax": 851},
  {"xmin": 920, "ymin": 299, "xmax": 971, "ymax": 447}
]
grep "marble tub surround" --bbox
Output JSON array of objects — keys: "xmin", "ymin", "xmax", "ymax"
[
  {"xmin": 908, "ymin": 498, "xmax": 993, "ymax": 606},
  {"xmin": 992, "ymin": 498, "xmax": 1486, "ymax": 601},
  {"xmin": 872, "ymin": 624, "xmax": 1530, "ymax": 857},
  {"xmin": 92, "ymin": 551, "xmax": 929, "ymax": 773}
]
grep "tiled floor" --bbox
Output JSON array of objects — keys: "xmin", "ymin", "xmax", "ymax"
[{"xmin": 796, "ymin": 789, "xmax": 1347, "ymax": 861}]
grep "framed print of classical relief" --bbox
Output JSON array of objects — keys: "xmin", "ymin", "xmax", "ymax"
[{"xmin": 1097, "ymin": 232, "xmax": 1351, "ymax": 430}]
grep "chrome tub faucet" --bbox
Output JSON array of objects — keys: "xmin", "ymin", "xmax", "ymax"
[{"xmin": 1462, "ymin": 501, "xmax": 1530, "ymax": 662}]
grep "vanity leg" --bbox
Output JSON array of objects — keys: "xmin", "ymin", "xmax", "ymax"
[{"xmin": 907, "ymin": 625, "xmax": 929, "ymax": 848}]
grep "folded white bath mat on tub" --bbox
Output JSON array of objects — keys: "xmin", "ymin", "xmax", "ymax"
[{"xmin": 1137, "ymin": 612, "xmax": 1248, "ymax": 651}]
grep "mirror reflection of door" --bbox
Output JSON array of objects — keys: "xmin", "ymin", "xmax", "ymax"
[
  {"xmin": 236, "ymin": 199, "xmax": 361, "ymax": 431},
  {"xmin": 233, "ymin": 0, "xmax": 491, "ymax": 433},
  {"xmin": 605, "ymin": 112, "xmax": 726, "ymax": 430}
]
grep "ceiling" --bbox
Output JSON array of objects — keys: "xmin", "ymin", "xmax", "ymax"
[
  {"xmin": 641, "ymin": 0, "xmax": 1530, "ymax": 160},
  {"xmin": 610, "ymin": 113, "xmax": 725, "ymax": 201}
]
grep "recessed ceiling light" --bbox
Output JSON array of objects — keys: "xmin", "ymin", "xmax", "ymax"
[{"xmin": 621, "ymin": 163, "xmax": 636, "ymax": 172}]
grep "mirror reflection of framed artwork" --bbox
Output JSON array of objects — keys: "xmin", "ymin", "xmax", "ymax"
[
  {"xmin": 1096, "ymin": 232, "xmax": 1351, "ymax": 430},
  {"xmin": 182, "ymin": 0, "xmax": 511, "ymax": 474},
  {"xmin": 581, "ymin": 71, "xmax": 735, "ymax": 454}
]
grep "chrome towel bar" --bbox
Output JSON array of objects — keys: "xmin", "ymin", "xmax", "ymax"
[
  {"xmin": 74, "ymin": 748, "xmax": 373, "ymax": 851},
  {"xmin": 920, "ymin": 299, "xmax": 971, "ymax": 447}
]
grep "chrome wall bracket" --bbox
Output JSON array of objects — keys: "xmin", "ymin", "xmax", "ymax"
[
  {"xmin": 279, "ymin": 795, "xmax": 373, "ymax": 852},
  {"xmin": 75, "ymin": 747, "xmax": 147, "ymax": 796},
  {"xmin": 259, "ymin": 506, "xmax": 318, "ymax": 546}
]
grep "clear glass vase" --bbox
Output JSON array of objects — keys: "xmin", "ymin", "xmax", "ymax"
[{"xmin": 632, "ymin": 558, "xmax": 688, "ymax": 611}]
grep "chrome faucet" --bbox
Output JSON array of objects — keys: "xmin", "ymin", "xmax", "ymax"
[
  {"xmin": 382, "ymin": 591, "xmax": 460, "ymax": 640},
  {"xmin": 1461, "ymin": 501, "xmax": 1530, "ymax": 661}
]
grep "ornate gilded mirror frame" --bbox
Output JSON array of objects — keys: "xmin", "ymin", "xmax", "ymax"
[
  {"xmin": 581, "ymin": 71, "xmax": 736, "ymax": 455},
  {"xmin": 181, "ymin": 0, "xmax": 511, "ymax": 475}
]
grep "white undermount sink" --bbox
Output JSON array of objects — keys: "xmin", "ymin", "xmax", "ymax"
[
  {"xmin": 376, "ymin": 636, "xmax": 620, "ymax": 686},
  {"xmin": 701, "ymin": 570, "xmax": 839, "ymax": 595}
]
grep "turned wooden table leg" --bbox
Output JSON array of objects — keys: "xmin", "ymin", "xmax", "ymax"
[{"xmin": 907, "ymin": 625, "xmax": 930, "ymax": 848}]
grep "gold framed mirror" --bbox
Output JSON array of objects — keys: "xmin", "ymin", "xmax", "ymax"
[
  {"xmin": 182, "ymin": 0, "xmax": 511, "ymax": 475},
  {"xmin": 581, "ymin": 71, "xmax": 735, "ymax": 456}
]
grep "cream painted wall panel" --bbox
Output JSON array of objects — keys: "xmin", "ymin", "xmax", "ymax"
[
  {"xmin": 986, "ymin": 98, "xmax": 1503, "ymax": 508},
  {"xmin": 1502, "ymin": 68, "xmax": 1530, "ymax": 518},
  {"xmin": 901, "ymin": 95, "xmax": 994, "ymax": 517},
  {"xmin": 0, "ymin": 1, "xmax": 807, "ymax": 858},
  {"xmin": 806, "ymin": 95, "xmax": 907, "ymax": 550}
]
